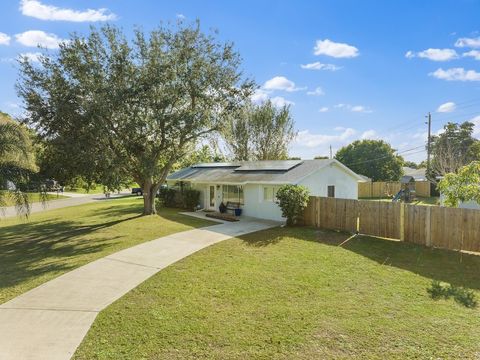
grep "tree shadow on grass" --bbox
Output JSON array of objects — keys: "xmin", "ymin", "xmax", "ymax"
[
  {"xmin": 240, "ymin": 226, "xmax": 480, "ymax": 291},
  {"xmin": 307, "ymin": 227, "xmax": 480, "ymax": 291},
  {"xmin": 0, "ymin": 215, "xmax": 141, "ymax": 294}
]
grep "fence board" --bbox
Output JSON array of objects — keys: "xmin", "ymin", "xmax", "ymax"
[
  {"xmin": 404, "ymin": 204, "xmax": 427, "ymax": 245},
  {"xmin": 359, "ymin": 201, "xmax": 400, "ymax": 239},
  {"xmin": 359, "ymin": 181, "xmax": 431, "ymax": 198},
  {"xmin": 415, "ymin": 181, "xmax": 431, "ymax": 197},
  {"xmin": 303, "ymin": 196, "xmax": 480, "ymax": 254}
]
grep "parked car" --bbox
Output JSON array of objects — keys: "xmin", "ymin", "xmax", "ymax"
[{"xmin": 131, "ymin": 187, "xmax": 143, "ymax": 196}]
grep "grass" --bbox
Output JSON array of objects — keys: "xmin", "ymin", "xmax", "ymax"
[
  {"xmin": 63, "ymin": 184, "xmax": 105, "ymax": 194},
  {"xmin": 0, "ymin": 197, "xmax": 214, "ymax": 304},
  {"xmin": 0, "ymin": 192, "xmax": 68, "ymax": 207},
  {"xmin": 362, "ymin": 196, "xmax": 440, "ymax": 206},
  {"xmin": 74, "ymin": 227, "xmax": 480, "ymax": 360}
]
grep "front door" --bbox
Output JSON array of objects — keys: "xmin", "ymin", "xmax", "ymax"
[{"xmin": 208, "ymin": 185, "xmax": 216, "ymax": 210}]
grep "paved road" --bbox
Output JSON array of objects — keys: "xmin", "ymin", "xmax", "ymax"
[
  {"xmin": 0, "ymin": 216, "xmax": 279, "ymax": 360},
  {"xmin": 1, "ymin": 192, "xmax": 133, "ymax": 219}
]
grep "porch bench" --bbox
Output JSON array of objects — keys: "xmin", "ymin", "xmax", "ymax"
[{"xmin": 225, "ymin": 201, "xmax": 242, "ymax": 216}]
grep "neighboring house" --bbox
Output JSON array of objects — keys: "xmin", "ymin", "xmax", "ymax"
[
  {"xmin": 167, "ymin": 159, "xmax": 366, "ymax": 221},
  {"xmin": 439, "ymin": 193, "xmax": 480, "ymax": 210},
  {"xmin": 437, "ymin": 175, "xmax": 480, "ymax": 210},
  {"xmin": 402, "ymin": 167, "xmax": 427, "ymax": 181}
]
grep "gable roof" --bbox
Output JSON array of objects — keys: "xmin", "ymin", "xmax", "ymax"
[
  {"xmin": 402, "ymin": 167, "xmax": 427, "ymax": 180},
  {"xmin": 167, "ymin": 159, "xmax": 365, "ymax": 185}
]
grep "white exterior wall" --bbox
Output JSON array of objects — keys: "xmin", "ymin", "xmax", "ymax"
[
  {"xmin": 298, "ymin": 163, "xmax": 358, "ymax": 199},
  {"xmin": 241, "ymin": 184, "xmax": 285, "ymax": 221},
  {"xmin": 440, "ymin": 193, "xmax": 480, "ymax": 210},
  {"xmin": 190, "ymin": 183, "xmax": 208, "ymax": 209}
]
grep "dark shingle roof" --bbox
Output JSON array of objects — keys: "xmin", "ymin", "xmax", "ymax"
[{"xmin": 167, "ymin": 159, "xmax": 364, "ymax": 184}]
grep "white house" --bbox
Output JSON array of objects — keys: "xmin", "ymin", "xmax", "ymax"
[{"xmin": 167, "ymin": 159, "xmax": 365, "ymax": 221}]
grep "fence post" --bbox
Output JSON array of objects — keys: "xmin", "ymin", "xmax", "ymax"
[
  {"xmin": 425, "ymin": 206, "xmax": 431, "ymax": 247},
  {"xmin": 400, "ymin": 203, "xmax": 405, "ymax": 241}
]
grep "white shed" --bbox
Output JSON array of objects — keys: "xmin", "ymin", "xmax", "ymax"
[{"xmin": 167, "ymin": 159, "xmax": 365, "ymax": 221}]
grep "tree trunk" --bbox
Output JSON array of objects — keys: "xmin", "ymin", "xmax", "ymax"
[{"xmin": 142, "ymin": 182, "xmax": 159, "ymax": 215}]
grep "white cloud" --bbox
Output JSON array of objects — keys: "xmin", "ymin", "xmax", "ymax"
[
  {"xmin": 313, "ymin": 39, "xmax": 359, "ymax": 58},
  {"xmin": 463, "ymin": 50, "xmax": 480, "ymax": 60},
  {"xmin": 295, "ymin": 127, "xmax": 356, "ymax": 148},
  {"xmin": 15, "ymin": 30, "xmax": 65, "ymax": 49},
  {"xmin": 470, "ymin": 115, "xmax": 480, "ymax": 136},
  {"xmin": 351, "ymin": 105, "xmax": 372, "ymax": 113},
  {"xmin": 176, "ymin": 13, "xmax": 186, "ymax": 19},
  {"xmin": 251, "ymin": 89, "xmax": 269, "ymax": 104},
  {"xmin": 430, "ymin": 67, "xmax": 480, "ymax": 81},
  {"xmin": 19, "ymin": 52, "xmax": 43, "ymax": 63},
  {"xmin": 418, "ymin": 48, "xmax": 458, "ymax": 61},
  {"xmin": 263, "ymin": 76, "xmax": 302, "ymax": 92},
  {"xmin": 455, "ymin": 36, "xmax": 480, "ymax": 48},
  {"xmin": 406, "ymin": 48, "xmax": 458, "ymax": 61},
  {"xmin": 270, "ymin": 96, "xmax": 294, "ymax": 108},
  {"xmin": 318, "ymin": 107, "xmax": 329, "ymax": 113},
  {"xmin": 361, "ymin": 129, "xmax": 378, "ymax": 139},
  {"xmin": 20, "ymin": 0, "xmax": 116, "ymax": 22},
  {"xmin": 251, "ymin": 89, "xmax": 293, "ymax": 108},
  {"xmin": 334, "ymin": 103, "xmax": 372, "ymax": 113},
  {"xmin": 306, "ymin": 87, "xmax": 325, "ymax": 96},
  {"xmin": 300, "ymin": 62, "xmax": 341, "ymax": 71},
  {"xmin": 0, "ymin": 32, "xmax": 11, "ymax": 45},
  {"xmin": 436, "ymin": 101, "xmax": 456, "ymax": 113}
]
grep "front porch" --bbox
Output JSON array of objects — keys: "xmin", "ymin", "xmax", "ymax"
[{"xmin": 192, "ymin": 183, "xmax": 244, "ymax": 214}]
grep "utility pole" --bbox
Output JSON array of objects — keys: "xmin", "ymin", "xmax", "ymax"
[
  {"xmin": 329, "ymin": 145, "xmax": 333, "ymax": 159},
  {"xmin": 426, "ymin": 112, "xmax": 432, "ymax": 176}
]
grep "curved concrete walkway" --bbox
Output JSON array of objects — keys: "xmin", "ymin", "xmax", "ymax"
[{"xmin": 0, "ymin": 216, "xmax": 279, "ymax": 360}]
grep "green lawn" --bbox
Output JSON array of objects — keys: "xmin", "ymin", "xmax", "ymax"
[
  {"xmin": 0, "ymin": 197, "xmax": 214, "ymax": 304},
  {"xmin": 63, "ymin": 184, "xmax": 105, "ymax": 194},
  {"xmin": 74, "ymin": 227, "xmax": 480, "ymax": 360},
  {"xmin": 0, "ymin": 192, "xmax": 68, "ymax": 207}
]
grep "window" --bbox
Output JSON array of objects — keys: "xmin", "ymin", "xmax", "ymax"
[
  {"xmin": 222, "ymin": 185, "xmax": 244, "ymax": 205},
  {"xmin": 263, "ymin": 186, "xmax": 279, "ymax": 202},
  {"xmin": 328, "ymin": 185, "xmax": 335, "ymax": 198}
]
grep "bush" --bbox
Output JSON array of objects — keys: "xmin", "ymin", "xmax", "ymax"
[
  {"xmin": 183, "ymin": 189, "xmax": 201, "ymax": 211},
  {"xmin": 427, "ymin": 280, "xmax": 477, "ymax": 308},
  {"xmin": 275, "ymin": 184, "xmax": 310, "ymax": 226},
  {"xmin": 158, "ymin": 187, "xmax": 177, "ymax": 208}
]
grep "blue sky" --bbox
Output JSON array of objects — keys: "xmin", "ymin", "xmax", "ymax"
[{"xmin": 1, "ymin": 0, "xmax": 480, "ymax": 162}]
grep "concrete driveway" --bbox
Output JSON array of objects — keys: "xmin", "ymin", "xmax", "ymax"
[{"xmin": 0, "ymin": 216, "xmax": 279, "ymax": 360}]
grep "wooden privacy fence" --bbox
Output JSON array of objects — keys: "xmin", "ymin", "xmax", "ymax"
[
  {"xmin": 304, "ymin": 196, "xmax": 480, "ymax": 253},
  {"xmin": 358, "ymin": 180, "xmax": 431, "ymax": 198}
]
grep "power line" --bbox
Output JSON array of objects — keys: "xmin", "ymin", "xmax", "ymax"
[
  {"xmin": 377, "ymin": 98, "xmax": 480, "ymax": 135},
  {"xmin": 344, "ymin": 145, "xmax": 425, "ymax": 167}
]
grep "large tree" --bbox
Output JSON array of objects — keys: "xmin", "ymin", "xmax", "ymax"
[
  {"xmin": 335, "ymin": 140, "xmax": 403, "ymax": 181},
  {"xmin": 430, "ymin": 122, "xmax": 479, "ymax": 179},
  {"xmin": 223, "ymin": 100, "xmax": 296, "ymax": 160},
  {"xmin": 0, "ymin": 112, "xmax": 38, "ymax": 215},
  {"xmin": 18, "ymin": 23, "xmax": 252, "ymax": 214}
]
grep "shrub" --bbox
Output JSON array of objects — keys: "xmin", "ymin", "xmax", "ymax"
[
  {"xmin": 275, "ymin": 184, "xmax": 310, "ymax": 226},
  {"xmin": 158, "ymin": 187, "xmax": 177, "ymax": 208},
  {"xmin": 183, "ymin": 189, "xmax": 201, "ymax": 211}
]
